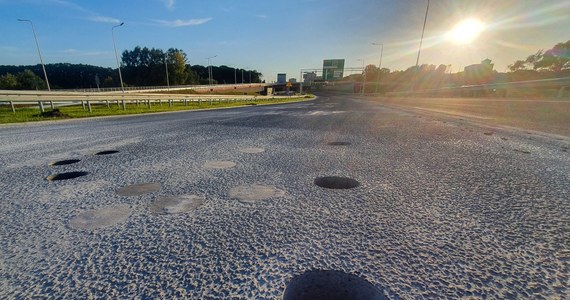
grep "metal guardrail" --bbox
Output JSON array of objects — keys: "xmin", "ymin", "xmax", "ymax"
[
  {"xmin": 0, "ymin": 90, "xmax": 290, "ymax": 114},
  {"xmin": 54, "ymin": 83, "xmax": 268, "ymax": 93}
]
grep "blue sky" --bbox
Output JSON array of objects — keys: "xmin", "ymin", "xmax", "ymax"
[{"xmin": 1, "ymin": 0, "xmax": 569, "ymax": 82}]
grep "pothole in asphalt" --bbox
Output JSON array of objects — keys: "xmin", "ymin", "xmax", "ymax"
[
  {"xmin": 327, "ymin": 141, "xmax": 351, "ymax": 146},
  {"xmin": 46, "ymin": 171, "xmax": 89, "ymax": 181},
  {"xmin": 203, "ymin": 160, "xmax": 237, "ymax": 169},
  {"xmin": 239, "ymin": 147, "xmax": 265, "ymax": 154},
  {"xmin": 283, "ymin": 270, "xmax": 386, "ymax": 300},
  {"xmin": 149, "ymin": 195, "xmax": 204, "ymax": 214},
  {"xmin": 116, "ymin": 183, "xmax": 161, "ymax": 196},
  {"xmin": 69, "ymin": 205, "xmax": 130, "ymax": 230},
  {"xmin": 229, "ymin": 184, "xmax": 285, "ymax": 203},
  {"xmin": 95, "ymin": 150, "xmax": 119, "ymax": 155},
  {"xmin": 314, "ymin": 176, "xmax": 360, "ymax": 189},
  {"xmin": 50, "ymin": 159, "xmax": 81, "ymax": 166}
]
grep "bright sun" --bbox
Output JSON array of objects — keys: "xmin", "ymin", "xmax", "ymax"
[{"xmin": 447, "ymin": 18, "xmax": 485, "ymax": 44}]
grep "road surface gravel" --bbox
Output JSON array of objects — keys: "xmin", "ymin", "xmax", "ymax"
[{"xmin": 0, "ymin": 93, "xmax": 568, "ymax": 299}]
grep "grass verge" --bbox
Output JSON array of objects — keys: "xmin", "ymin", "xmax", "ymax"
[{"xmin": 0, "ymin": 95, "xmax": 314, "ymax": 124}]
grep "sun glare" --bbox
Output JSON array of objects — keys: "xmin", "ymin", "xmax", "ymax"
[{"xmin": 447, "ymin": 18, "xmax": 486, "ymax": 45}]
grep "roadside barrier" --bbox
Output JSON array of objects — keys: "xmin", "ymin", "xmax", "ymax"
[{"xmin": 0, "ymin": 90, "xmax": 284, "ymax": 113}]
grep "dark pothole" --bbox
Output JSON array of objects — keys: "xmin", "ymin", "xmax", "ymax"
[
  {"xmin": 283, "ymin": 270, "xmax": 386, "ymax": 300},
  {"xmin": 47, "ymin": 171, "xmax": 89, "ymax": 181},
  {"xmin": 50, "ymin": 159, "xmax": 81, "ymax": 166},
  {"xmin": 314, "ymin": 176, "xmax": 360, "ymax": 189},
  {"xmin": 95, "ymin": 150, "xmax": 119, "ymax": 155},
  {"xmin": 327, "ymin": 141, "xmax": 351, "ymax": 146}
]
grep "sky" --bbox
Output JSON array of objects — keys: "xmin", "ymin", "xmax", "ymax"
[{"xmin": 1, "ymin": 0, "xmax": 569, "ymax": 82}]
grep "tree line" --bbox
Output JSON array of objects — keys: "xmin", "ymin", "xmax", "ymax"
[
  {"xmin": 1, "ymin": 41, "xmax": 567, "ymax": 91},
  {"xmin": 120, "ymin": 46, "xmax": 262, "ymax": 86},
  {"xmin": 346, "ymin": 40, "xmax": 569, "ymax": 93},
  {"xmin": 0, "ymin": 46, "xmax": 262, "ymax": 90}
]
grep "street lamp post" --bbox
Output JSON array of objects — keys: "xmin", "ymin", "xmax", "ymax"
[
  {"xmin": 357, "ymin": 59, "xmax": 366, "ymax": 96},
  {"xmin": 372, "ymin": 42, "xmax": 384, "ymax": 93},
  {"xmin": 17, "ymin": 19, "xmax": 50, "ymax": 92},
  {"xmin": 234, "ymin": 67, "xmax": 237, "ymax": 84},
  {"xmin": 164, "ymin": 54, "xmax": 170, "ymax": 90},
  {"xmin": 299, "ymin": 70, "xmax": 303, "ymax": 94},
  {"xmin": 112, "ymin": 23, "xmax": 125, "ymax": 91},
  {"xmin": 416, "ymin": 0, "xmax": 430, "ymax": 67},
  {"xmin": 112, "ymin": 22, "xmax": 126, "ymax": 109},
  {"xmin": 241, "ymin": 69, "xmax": 244, "ymax": 84},
  {"xmin": 207, "ymin": 55, "xmax": 217, "ymax": 85}
]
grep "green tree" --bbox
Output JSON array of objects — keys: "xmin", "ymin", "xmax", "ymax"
[
  {"xmin": 0, "ymin": 73, "xmax": 19, "ymax": 89},
  {"xmin": 102, "ymin": 76, "xmax": 115, "ymax": 87},
  {"xmin": 364, "ymin": 64, "xmax": 378, "ymax": 82},
  {"xmin": 17, "ymin": 69, "xmax": 46, "ymax": 90},
  {"xmin": 534, "ymin": 41, "xmax": 570, "ymax": 73},
  {"xmin": 186, "ymin": 65, "xmax": 200, "ymax": 84},
  {"xmin": 166, "ymin": 48, "xmax": 189, "ymax": 85},
  {"xmin": 508, "ymin": 51, "xmax": 542, "ymax": 72}
]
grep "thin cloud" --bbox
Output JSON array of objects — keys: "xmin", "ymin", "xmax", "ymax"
[
  {"xmin": 154, "ymin": 18, "xmax": 213, "ymax": 27},
  {"xmin": 62, "ymin": 48, "xmax": 78, "ymax": 54},
  {"xmin": 49, "ymin": 0, "xmax": 88, "ymax": 13},
  {"xmin": 48, "ymin": 0, "xmax": 120, "ymax": 24},
  {"xmin": 88, "ymin": 15, "xmax": 121, "ymax": 24},
  {"xmin": 162, "ymin": 0, "xmax": 175, "ymax": 10},
  {"xmin": 255, "ymin": 14, "xmax": 268, "ymax": 19}
]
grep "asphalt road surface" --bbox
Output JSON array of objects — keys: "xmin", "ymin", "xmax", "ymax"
[{"xmin": 1, "ymin": 93, "xmax": 568, "ymax": 299}]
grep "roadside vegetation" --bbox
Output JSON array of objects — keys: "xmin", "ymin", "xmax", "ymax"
[
  {"xmin": 0, "ymin": 95, "xmax": 314, "ymax": 124},
  {"xmin": 0, "ymin": 46, "xmax": 262, "ymax": 90},
  {"xmin": 346, "ymin": 40, "xmax": 570, "ymax": 94}
]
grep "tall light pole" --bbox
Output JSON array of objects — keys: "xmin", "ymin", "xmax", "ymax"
[
  {"xmin": 112, "ymin": 22, "xmax": 125, "ymax": 94},
  {"xmin": 372, "ymin": 42, "xmax": 384, "ymax": 93},
  {"xmin": 357, "ymin": 59, "xmax": 366, "ymax": 96},
  {"xmin": 234, "ymin": 67, "xmax": 237, "ymax": 84},
  {"xmin": 164, "ymin": 53, "xmax": 170, "ymax": 90},
  {"xmin": 18, "ymin": 19, "xmax": 50, "ymax": 91},
  {"xmin": 416, "ymin": 0, "xmax": 430, "ymax": 67},
  {"xmin": 241, "ymin": 69, "xmax": 244, "ymax": 84},
  {"xmin": 207, "ymin": 55, "xmax": 217, "ymax": 85}
]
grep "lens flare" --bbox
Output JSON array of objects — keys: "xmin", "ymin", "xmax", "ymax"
[{"xmin": 447, "ymin": 18, "xmax": 486, "ymax": 45}]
